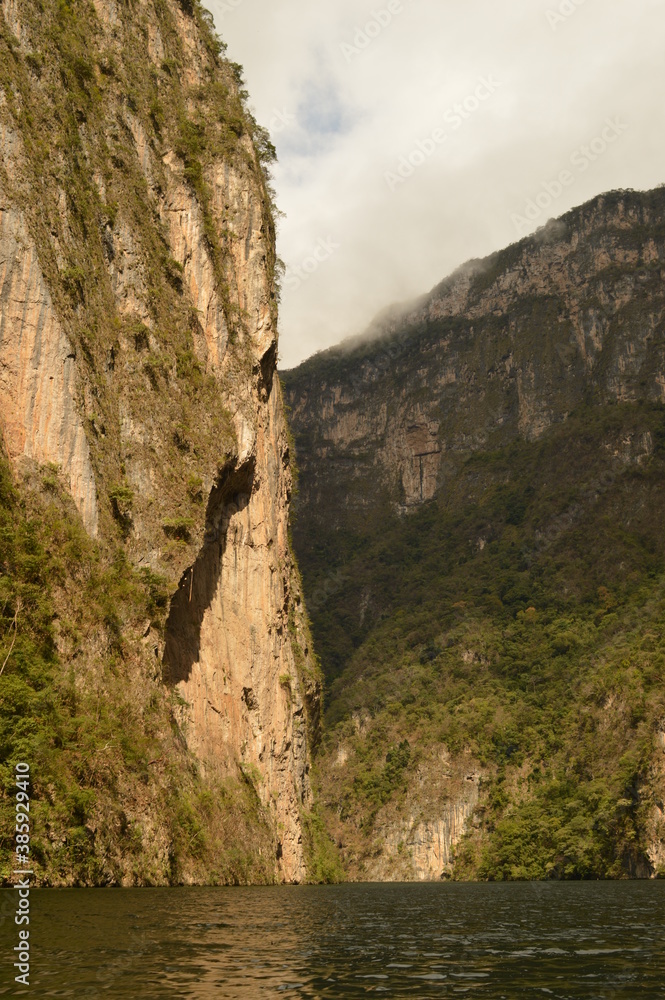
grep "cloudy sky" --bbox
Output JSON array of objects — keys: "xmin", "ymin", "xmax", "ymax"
[{"xmin": 206, "ymin": 0, "xmax": 665, "ymax": 369}]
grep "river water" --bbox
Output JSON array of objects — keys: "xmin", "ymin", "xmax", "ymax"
[{"xmin": 0, "ymin": 882, "xmax": 663, "ymax": 998}]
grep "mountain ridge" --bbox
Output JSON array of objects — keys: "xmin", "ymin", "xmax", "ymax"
[{"xmin": 285, "ymin": 184, "xmax": 665, "ymax": 380}]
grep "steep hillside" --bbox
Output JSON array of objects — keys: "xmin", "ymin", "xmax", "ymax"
[
  {"xmin": 282, "ymin": 188, "xmax": 665, "ymax": 881},
  {"xmin": 0, "ymin": 0, "xmax": 321, "ymax": 886}
]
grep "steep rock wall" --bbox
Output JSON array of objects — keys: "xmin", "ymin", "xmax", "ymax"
[
  {"xmin": 163, "ymin": 384, "xmax": 314, "ymax": 881},
  {"xmin": 364, "ymin": 772, "xmax": 479, "ymax": 882},
  {"xmin": 0, "ymin": 125, "xmax": 98, "ymax": 533},
  {"xmin": 0, "ymin": 0, "xmax": 319, "ymax": 884},
  {"xmin": 284, "ymin": 189, "xmax": 665, "ymax": 516},
  {"xmin": 647, "ymin": 722, "xmax": 665, "ymax": 875}
]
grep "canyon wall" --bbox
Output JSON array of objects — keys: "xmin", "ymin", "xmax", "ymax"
[
  {"xmin": 283, "ymin": 188, "xmax": 665, "ymax": 881},
  {"xmin": 284, "ymin": 190, "xmax": 665, "ymax": 515},
  {"xmin": 0, "ymin": 202, "xmax": 99, "ymax": 534},
  {"xmin": 0, "ymin": 0, "xmax": 318, "ymax": 884}
]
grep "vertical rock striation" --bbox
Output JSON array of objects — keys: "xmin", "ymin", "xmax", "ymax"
[
  {"xmin": 0, "ymin": 198, "xmax": 98, "ymax": 534},
  {"xmin": 0, "ymin": 0, "xmax": 319, "ymax": 884}
]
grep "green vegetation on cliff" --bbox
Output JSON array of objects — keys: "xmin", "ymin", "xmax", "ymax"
[
  {"xmin": 0, "ymin": 0, "xmax": 315, "ymax": 887},
  {"xmin": 0, "ymin": 0, "xmax": 272, "ymax": 551},
  {"xmin": 291, "ymin": 402, "xmax": 665, "ymax": 879},
  {"xmin": 0, "ymin": 451, "xmax": 278, "ymax": 885},
  {"xmin": 283, "ymin": 187, "xmax": 665, "ymax": 881}
]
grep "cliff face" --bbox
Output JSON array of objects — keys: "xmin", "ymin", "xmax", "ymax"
[
  {"xmin": 0, "ymin": 0, "xmax": 319, "ymax": 885},
  {"xmin": 283, "ymin": 188, "xmax": 665, "ymax": 882},
  {"xmin": 285, "ymin": 190, "xmax": 665, "ymax": 518},
  {"xmin": 0, "ymin": 202, "xmax": 99, "ymax": 535}
]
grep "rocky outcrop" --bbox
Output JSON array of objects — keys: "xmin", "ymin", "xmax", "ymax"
[
  {"xmin": 318, "ymin": 733, "xmax": 481, "ymax": 881},
  {"xmin": 367, "ymin": 784, "xmax": 479, "ymax": 882},
  {"xmin": 163, "ymin": 384, "xmax": 314, "ymax": 882},
  {"xmin": 647, "ymin": 723, "xmax": 665, "ymax": 875},
  {"xmin": 377, "ymin": 804, "xmax": 476, "ymax": 881}
]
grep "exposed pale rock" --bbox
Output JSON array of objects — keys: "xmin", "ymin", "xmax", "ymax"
[
  {"xmin": 370, "ymin": 759, "xmax": 480, "ymax": 881},
  {"xmin": 0, "ymin": 204, "xmax": 99, "ymax": 534},
  {"xmin": 1, "ymin": 0, "xmax": 22, "ymax": 39},
  {"xmin": 164, "ymin": 386, "xmax": 313, "ymax": 882},
  {"xmin": 107, "ymin": 220, "xmax": 152, "ymax": 325},
  {"xmin": 647, "ymin": 724, "xmax": 665, "ymax": 874},
  {"xmin": 377, "ymin": 798, "xmax": 478, "ymax": 881},
  {"xmin": 90, "ymin": 0, "xmax": 119, "ymax": 28},
  {"xmin": 160, "ymin": 152, "xmax": 229, "ymax": 371},
  {"xmin": 284, "ymin": 190, "xmax": 665, "ymax": 515}
]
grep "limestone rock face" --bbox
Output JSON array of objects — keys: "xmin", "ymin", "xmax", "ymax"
[
  {"xmin": 378, "ymin": 805, "xmax": 476, "ymax": 881},
  {"xmin": 647, "ymin": 723, "xmax": 665, "ymax": 876},
  {"xmin": 364, "ymin": 770, "xmax": 480, "ymax": 882},
  {"xmin": 0, "ymin": 204, "xmax": 99, "ymax": 534},
  {"xmin": 283, "ymin": 189, "xmax": 665, "ymax": 517},
  {"xmin": 0, "ymin": 0, "xmax": 318, "ymax": 883},
  {"xmin": 0, "ymin": 106, "xmax": 99, "ymax": 535}
]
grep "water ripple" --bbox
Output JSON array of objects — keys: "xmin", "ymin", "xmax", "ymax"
[{"xmin": 0, "ymin": 882, "xmax": 663, "ymax": 998}]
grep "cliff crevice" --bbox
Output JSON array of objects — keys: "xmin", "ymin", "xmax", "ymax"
[{"xmin": 163, "ymin": 455, "xmax": 256, "ymax": 686}]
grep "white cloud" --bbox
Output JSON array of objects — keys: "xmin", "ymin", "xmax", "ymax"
[{"xmin": 207, "ymin": 0, "xmax": 665, "ymax": 368}]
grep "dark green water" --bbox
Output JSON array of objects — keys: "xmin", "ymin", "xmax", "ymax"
[{"xmin": 1, "ymin": 882, "xmax": 664, "ymax": 998}]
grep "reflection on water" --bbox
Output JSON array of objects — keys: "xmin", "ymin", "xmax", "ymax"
[{"xmin": 1, "ymin": 881, "xmax": 663, "ymax": 998}]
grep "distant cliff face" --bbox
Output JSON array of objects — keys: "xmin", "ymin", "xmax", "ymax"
[
  {"xmin": 284, "ymin": 190, "xmax": 665, "ymax": 515},
  {"xmin": 0, "ymin": 0, "xmax": 319, "ymax": 885},
  {"xmin": 283, "ymin": 188, "xmax": 665, "ymax": 882}
]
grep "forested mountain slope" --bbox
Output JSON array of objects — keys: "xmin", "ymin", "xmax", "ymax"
[{"xmin": 282, "ymin": 188, "xmax": 665, "ymax": 880}]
